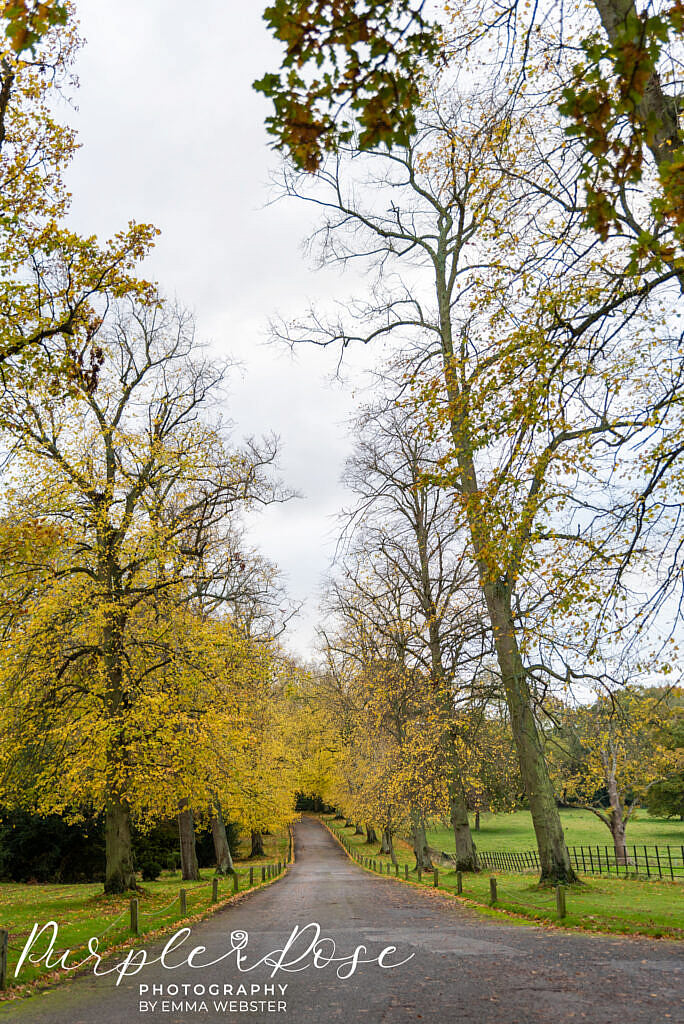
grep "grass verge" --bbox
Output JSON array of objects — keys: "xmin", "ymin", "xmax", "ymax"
[
  {"xmin": 323, "ymin": 816, "xmax": 683, "ymax": 940},
  {"xmin": 0, "ymin": 828, "xmax": 291, "ymax": 1000}
]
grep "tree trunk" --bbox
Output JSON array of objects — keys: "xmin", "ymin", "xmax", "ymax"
[
  {"xmin": 483, "ymin": 579, "xmax": 576, "ymax": 882},
  {"xmin": 474, "ymin": 576, "xmax": 576, "ymax": 881},
  {"xmin": 450, "ymin": 780, "xmax": 478, "ymax": 872},
  {"xmin": 250, "ymin": 829, "xmax": 265, "ymax": 857},
  {"xmin": 384, "ymin": 827, "xmax": 398, "ymax": 866},
  {"xmin": 437, "ymin": 276, "xmax": 577, "ymax": 884},
  {"xmin": 609, "ymin": 812, "xmax": 629, "ymax": 865},
  {"xmin": 102, "ymin": 611, "xmax": 136, "ymax": 894},
  {"xmin": 365, "ymin": 824, "xmax": 378, "ymax": 844},
  {"xmin": 606, "ymin": 767, "xmax": 631, "ymax": 865},
  {"xmin": 178, "ymin": 801, "xmax": 200, "ymax": 881},
  {"xmin": 592, "ymin": 0, "xmax": 681, "ymax": 177},
  {"xmin": 345, "ymin": 819, "xmax": 353, "ymax": 828},
  {"xmin": 354, "ymin": 823, "xmax": 364, "ymax": 835},
  {"xmin": 380, "ymin": 827, "xmax": 390, "ymax": 854},
  {"xmin": 210, "ymin": 799, "xmax": 234, "ymax": 875},
  {"xmin": 475, "ymin": 810, "xmax": 480, "ymax": 831},
  {"xmin": 104, "ymin": 794, "xmax": 136, "ymax": 893},
  {"xmin": 410, "ymin": 811, "xmax": 434, "ymax": 871}
]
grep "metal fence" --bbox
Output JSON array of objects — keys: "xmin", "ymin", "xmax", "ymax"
[{"xmin": 475, "ymin": 843, "xmax": 684, "ymax": 881}]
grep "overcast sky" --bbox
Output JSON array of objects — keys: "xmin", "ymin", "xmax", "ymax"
[{"xmin": 64, "ymin": 0, "xmax": 386, "ymax": 657}]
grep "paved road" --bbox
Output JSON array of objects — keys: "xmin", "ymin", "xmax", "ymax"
[{"xmin": 1, "ymin": 817, "xmax": 682, "ymax": 1024}]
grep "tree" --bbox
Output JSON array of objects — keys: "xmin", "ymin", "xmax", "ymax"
[
  {"xmin": 269, "ymin": 74, "xmax": 684, "ymax": 879},
  {"xmin": 339, "ymin": 385, "xmax": 485, "ymax": 868},
  {"xmin": 320, "ymin": 564, "xmax": 454, "ymax": 871},
  {"xmin": 254, "ymin": 1, "xmax": 439, "ymax": 171},
  {"xmin": 256, "ymin": 0, "xmax": 683, "ymax": 269},
  {"xmin": 551, "ymin": 687, "xmax": 679, "ymax": 862},
  {"xmin": 210, "ymin": 799, "xmax": 236, "ymax": 875},
  {"xmin": 646, "ymin": 705, "xmax": 684, "ymax": 819},
  {"xmin": 0, "ymin": 296, "xmax": 285, "ymax": 891},
  {"xmin": 2, "ymin": 1, "xmax": 68, "ymax": 54},
  {"xmin": 0, "ymin": 4, "xmax": 157, "ymax": 390}
]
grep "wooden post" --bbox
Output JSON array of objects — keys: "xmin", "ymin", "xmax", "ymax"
[
  {"xmin": 433, "ymin": 868, "xmax": 439, "ymax": 888},
  {"xmin": 130, "ymin": 897, "xmax": 139, "ymax": 934},
  {"xmin": 417, "ymin": 867, "xmax": 422, "ymax": 883},
  {"xmin": 555, "ymin": 884, "xmax": 566, "ymax": 920},
  {"xmin": 404, "ymin": 864, "xmax": 408, "ymax": 880},
  {"xmin": 0, "ymin": 929, "xmax": 8, "ymax": 991},
  {"xmin": 179, "ymin": 889, "xmax": 187, "ymax": 916},
  {"xmin": 212, "ymin": 877, "xmax": 219, "ymax": 903},
  {"xmin": 395, "ymin": 863, "xmax": 399, "ymax": 877},
  {"xmin": 489, "ymin": 877, "xmax": 497, "ymax": 905},
  {"xmin": 250, "ymin": 866, "xmax": 254, "ymax": 887},
  {"xmin": 233, "ymin": 872, "xmax": 239, "ymax": 894},
  {"xmin": 457, "ymin": 871, "xmax": 463, "ymax": 895},
  {"xmin": 261, "ymin": 866, "xmax": 266, "ymax": 882}
]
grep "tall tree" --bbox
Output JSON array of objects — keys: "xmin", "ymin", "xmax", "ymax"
[
  {"xmin": 341, "ymin": 389, "xmax": 484, "ymax": 868},
  {"xmin": 270, "ymin": 87, "xmax": 683, "ymax": 879},
  {"xmin": 0, "ymin": 297, "xmax": 284, "ymax": 891}
]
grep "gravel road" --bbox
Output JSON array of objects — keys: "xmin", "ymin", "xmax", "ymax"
[{"xmin": 1, "ymin": 816, "xmax": 681, "ymax": 1024}]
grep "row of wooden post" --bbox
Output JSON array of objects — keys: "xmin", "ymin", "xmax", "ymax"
[
  {"xmin": 337, "ymin": 826, "xmax": 568, "ymax": 921},
  {"xmin": 0, "ymin": 856, "xmax": 290, "ymax": 990},
  {"xmin": 128, "ymin": 861, "xmax": 284, "ymax": 935}
]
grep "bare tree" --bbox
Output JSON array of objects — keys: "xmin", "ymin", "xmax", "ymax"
[{"xmin": 339, "ymin": 384, "xmax": 487, "ymax": 869}]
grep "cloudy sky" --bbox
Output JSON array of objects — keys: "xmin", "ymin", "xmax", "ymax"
[{"xmin": 64, "ymin": 0, "xmax": 385, "ymax": 656}]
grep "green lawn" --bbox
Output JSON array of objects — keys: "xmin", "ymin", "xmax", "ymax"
[
  {"xmin": 324, "ymin": 816, "xmax": 683, "ymax": 939},
  {"xmin": 427, "ymin": 808, "xmax": 683, "ymax": 857},
  {"xmin": 0, "ymin": 829, "xmax": 291, "ymax": 997}
]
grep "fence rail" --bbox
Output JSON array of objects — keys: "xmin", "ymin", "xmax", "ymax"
[{"xmin": 474, "ymin": 843, "xmax": 684, "ymax": 881}]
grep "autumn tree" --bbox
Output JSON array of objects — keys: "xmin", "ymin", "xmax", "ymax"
[
  {"xmin": 337, "ymin": 383, "xmax": 488, "ymax": 868},
  {"xmin": 270, "ymin": 69, "xmax": 684, "ymax": 880},
  {"xmin": 646, "ymin": 703, "xmax": 684, "ymax": 819},
  {"xmin": 0, "ymin": 296, "xmax": 285, "ymax": 891},
  {"xmin": 2, "ymin": 1, "xmax": 68, "ymax": 54},
  {"xmin": 0, "ymin": 3, "xmax": 157, "ymax": 391},
  {"xmin": 321, "ymin": 553, "xmax": 458, "ymax": 871},
  {"xmin": 550, "ymin": 686, "xmax": 681, "ymax": 862},
  {"xmin": 256, "ymin": 0, "xmax": 683, "ymax": 272}
]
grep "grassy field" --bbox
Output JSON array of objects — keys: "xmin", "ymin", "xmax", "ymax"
[
  {"xmin": 426, "ymin": 809, "xmax": 683, "ymax": 857},
  {"xmin": 0, "ymin": 829, "xmax": 290, "ymax": 997},
  {"xmin": 323, "ymin": 816, "xmax": 683, "ymax": 939}
]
